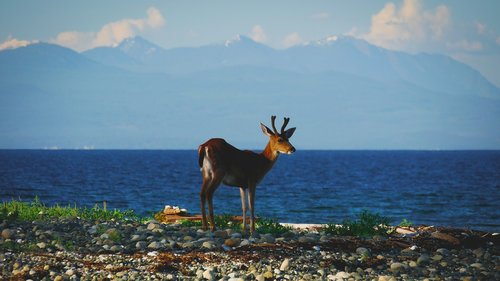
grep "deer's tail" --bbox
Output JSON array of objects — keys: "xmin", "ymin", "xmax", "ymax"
[{"xmin": 198, "ymin": 145, "xmax": 206, "ymax": 168}]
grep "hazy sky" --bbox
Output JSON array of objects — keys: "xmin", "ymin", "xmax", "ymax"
[{"xmin": 1, "ymin": 0, "xmax": 499, "ymax": 86}]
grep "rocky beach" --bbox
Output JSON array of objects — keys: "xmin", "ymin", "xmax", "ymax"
[{"xmin": 1, "ymin": 218, "xmax": 498, "ymax": 280}]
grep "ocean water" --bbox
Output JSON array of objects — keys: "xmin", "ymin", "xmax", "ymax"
[{"xmin": 0, "ymin": 150, "xmax": 499, "ymax": 231}]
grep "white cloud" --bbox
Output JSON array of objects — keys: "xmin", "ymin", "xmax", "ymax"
[
  {"xmin": 250, "ymin": 25, "xmax": 267, "ymax": 43},
  {"xmin": 283, "ymin": 32, "xmax": 303, "ymax": 48},
  {"xmin": 51, "ymin": 7, "xmax": 165, "ymax": 52},
  {"xmin": 312, "ymin": 12, "xmax": 330, "ymax": 20},
  {"xmin": 475, "ymin": 22, "xmax": 486, "ymax": 35},
  {"xmin": 0, "ymin": 37, "xmax": 38, "ymax": 51},
  {"xmin": 447, "ymin": 40, "xmax": 483, "ymax": 51},
  {"xmin": 361, "ymin": 0, "xmax": 450, "ymax": 51}
]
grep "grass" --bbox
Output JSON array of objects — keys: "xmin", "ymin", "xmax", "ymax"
[
  {"xmin": 255, "ymin": 218, "xmax": 292, "ymax": 235},
  {"xmin": 178, "ymin": 214, "xmax": 241, "ymax": 230},
  {"xmin": 178, "ymin": 215, "xmax": 292, "ymax": 235},
  {"xmin": 398, "ymin": 218, "xmax": 413, "ymax": 227},
  {"xmin": 1, "ymin": 198, "xmax": 407, "ymax": 238},
  {"xmin": 0, "ymin": 197, "xmax": 146, "ymax": 223},
  {"xmin": 321, "ymin": 210, "xmax": 393, "ymax": 237}
]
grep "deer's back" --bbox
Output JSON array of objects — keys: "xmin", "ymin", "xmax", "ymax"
[{"xmin": 198, "ymin": 138, "xmax": 268, "ymax": 185}]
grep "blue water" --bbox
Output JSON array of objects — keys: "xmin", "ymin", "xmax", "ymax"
[{"xmin": 1, "ymin": 150, "xmax": 499, "ymax": 231}]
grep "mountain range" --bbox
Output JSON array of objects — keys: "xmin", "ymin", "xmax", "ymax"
[{"xmin": 1, "ymin": 35, "xmax": 499, "ymax": 149}]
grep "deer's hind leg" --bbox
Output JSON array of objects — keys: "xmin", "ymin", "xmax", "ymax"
[
  {"xmin": 200, "ymin": 177, "xmax": 210, "ymax": 230},
  {"xmin": 206, "ymin": 173, "xmax": 224, "ymax": 232}
]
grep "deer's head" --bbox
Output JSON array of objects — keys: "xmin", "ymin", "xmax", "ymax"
[{"xmin": 261, "ymin": 116, "xmax": 296, "ymax": 154}]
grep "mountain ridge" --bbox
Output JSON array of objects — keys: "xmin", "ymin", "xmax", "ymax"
[{"xmin": 1, "ymin": 35, "xmax": 499, "ymax": 149}]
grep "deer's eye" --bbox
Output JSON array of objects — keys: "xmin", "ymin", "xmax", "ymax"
[{"xmin": 278, "ymin": 138, "xmax": 284, "ymax": 143}]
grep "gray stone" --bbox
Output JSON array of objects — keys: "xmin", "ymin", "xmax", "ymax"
[
  {"xmin": 130, "ymin": 234, "xmax": 142, "ymax": 242},
  {"xmin": 417, "ymin": 254, "xmax": 430, "ymax": 265},
  {"xmin": 231, "ymin": 232, "xmax": 243, "ymax": 239},
  {"xmin": 472, "ymin": 248, "xmax": 484, "ymax": 258},
  {"xmin": 261, "ymin": 234, "xmax": 275, "ymax": 243},
  {"xmin": 470, "ymin": 263, "xmax": 483, "ymax": 269},
  {"xmin": 240, "ymin": 239, "xmax": 250, "ymax": 246},
  {"xmin": 298, "ymin": 236, "xmax": 315, "ymax": 243},
  {"xmin": 214, "ymin": 230, "xmax": 228, "ymax": 239},
  {"xmin": 147, "ymin": 223, "xmax": 159, "ymax": 231},
  {"xmin": 36, "ymin": 242, "xmax": 47, "ymax": 249},
  {"xmin": 147, "ymin": 241, "xmax": 161, "ymax": 249},
  {"xmin": 202, "ymin": 241, "xmax": 216, "ymax": 249},
  {"xmin": 390, "ymin": 262, "xmax": 407, "ymax": 273},
  {"xmin": 432, "ymin": 254, "xmax": 443, "ymax": 261},
  {"xmin": 135, "ymin": 241, "xmax": 148, "ymax": 250},
  {"xmin": 356, "ymin": 247, "xmax": 371, "ymax": 257},
  {"xmin": 436, "ymin": 248, "xmax": 450, "ymax": 256}
]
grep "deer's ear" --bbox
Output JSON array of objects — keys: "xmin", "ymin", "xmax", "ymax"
[
  {"xmin": 284, "ymin": 127, "xmax": 296, "ymax": 139},
  {"xmin": 261, "ymin": 123, "xmax": 274, "ymax": 137}
]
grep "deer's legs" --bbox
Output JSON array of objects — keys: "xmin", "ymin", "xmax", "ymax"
[
  {"xmin": 240, "ymin": 187, "xmax": 248, "ymax": 233},
  {"xmin": 206, "ymin": 174, "xmax": 223, "ymax": 232},
  {"xmin": 248, "ymin": 185, "xmax": 256, "ymax": 233},
  {"xmin": 200, "ymin": 179, "xmax": 209, "ymax": 230}
]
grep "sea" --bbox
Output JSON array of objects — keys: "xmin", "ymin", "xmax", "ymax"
[{"xmin": 1, "ymin": 150, "xmax": 499, "ymax": 232}]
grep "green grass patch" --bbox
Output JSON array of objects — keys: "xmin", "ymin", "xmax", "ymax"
[
  {"xmin": 179, "ymin": 215, "xmax": 291, "ymax": 235},
  {"xmin": 256, "ymin": 218, "xmax": 292, "ymax": 235},
  {"xmin": 398, "ymin": 218, "xmax": 413, "ymax": 227},
  {"xmin": 0, "ymin": 197, "xmax": 146, "ymax": 223},
  {"xmin": 322, "ymin": 210, "xmax": 393, "ymax": 237}
]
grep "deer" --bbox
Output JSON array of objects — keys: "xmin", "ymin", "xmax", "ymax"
[{"xmin": 198, "ymin": 116, "xmax": 296, "ymax": 233}]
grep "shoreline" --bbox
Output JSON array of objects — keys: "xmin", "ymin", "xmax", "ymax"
[{"xmin": 1, "ymin": 217, "xmax": 499, "ymax": 280}]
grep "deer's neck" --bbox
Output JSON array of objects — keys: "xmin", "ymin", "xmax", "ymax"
[{"xmin": 261, "ymin": 141, "xmax": 279, "ymax": 167}]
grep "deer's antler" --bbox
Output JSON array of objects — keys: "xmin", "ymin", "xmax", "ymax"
[
  {"xmin": 281, "ymin": 117, "xmax": 290, "ymax": 135},
  {"xmin": 270, "ymin": 116, "xmax": 279, "ymax": 135}
]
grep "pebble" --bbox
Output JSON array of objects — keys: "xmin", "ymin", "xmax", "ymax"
[
  {"xmin": 356, "ymin": 247, "xmax": 370, "ymax": 257},
  {"xmin": 147, "ymin": 241, "xmax": 161, "ymax": 249},
  {"xmin": 261, "ymin": 234, "xmax": 275, "ymax": 243},
  {"xmin": 224, "ymin": 238, "xmax": 241, "ymax": 247},
  {"xmin": 202, "ymin": 241, "xmax": 216, "ymax": 249},
  {"xmin": 470, "ymin": 263, "xmax": 483, "ymax": 269},
  {"xmin": 0, "ymin": 218, "xmax": 497, "ymax": 281},
  {"xmin": 263, "ymin": 271, "xmax": 273, "ymax": 279},
  {"xmin": 432, "ymin": 254, "xmax": 443, "ymax": 261},
  {"xmin": 378, "ymin": 276, "xmax": 396, "ymax": 281},
  {"xmin": 417, "ymin": 254, "xmax": 430, "ymax": 265},
  {"xmin": 280, "ymin": 258, "xmax": 290, "ymax": 271},
  {"xmin": 1, "ymin": 229, "xmax": 14, "ymax": 239},
  {"xmin": 390, "ymin": 262, "xmax": 407, "ymax": 273},
  {"xmin": 136, "ymin": 241, "xmax": 147, "ymax": 249},
  {"xmin": 203, "ymin": 268, "xmax": 215, "ymax": 280}
]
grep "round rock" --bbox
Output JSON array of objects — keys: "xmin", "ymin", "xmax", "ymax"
[{"xmin": 1, "ymin": 229, "xmax": 14, "ymax": 239}]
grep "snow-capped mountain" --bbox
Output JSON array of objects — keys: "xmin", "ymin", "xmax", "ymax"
[{"xmin": 1, "ymin": 35, "xmax": 499, "ymax": 149}]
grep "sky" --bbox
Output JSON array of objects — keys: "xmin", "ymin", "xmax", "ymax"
[{"xmin": 1, "ymin": 0, "xmax": 499, "ymax": 87}]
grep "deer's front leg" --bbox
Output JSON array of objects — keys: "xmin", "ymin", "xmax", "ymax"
[
  {"xmin": 248, "ymin": 185, "xmax": 256, "ymax": 233},
  {"xmin": 240, "ymin": 187, "xmax": 248, "ymax": 233}
]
